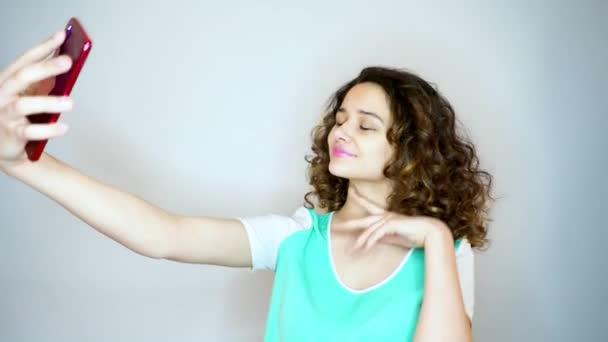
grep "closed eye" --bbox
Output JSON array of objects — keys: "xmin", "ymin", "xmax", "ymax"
[{"xmin": 335, "ymin": 122, "xmax": 375, "ymax": 131}]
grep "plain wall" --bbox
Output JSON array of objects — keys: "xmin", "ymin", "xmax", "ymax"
[{"xmin": 1, "ymin": 0, "xmax": 606, "ymax": 341}]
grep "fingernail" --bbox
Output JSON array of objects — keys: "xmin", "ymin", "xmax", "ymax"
[
  {"xmin": 54, "ymin": 29, "xmax": 64, "ymax": 42},
  {"xmin": 60, "ymin": 97, "xmax": 74, "ymax": 108},
  {"xmin": 56, "ymin": 57, "xmax": 71, "ymax": 68},
  {"xmin": 58, "ymin": 123, "xmax": 69, "ymax": 133}
]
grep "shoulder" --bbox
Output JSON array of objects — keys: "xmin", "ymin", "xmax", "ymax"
[
  {"xmin": 236, "ymin": 206, "xmax": 314, "ymax": 271},
  {"xmin": 291, "ymin": 206, "xmax": 314, "ymax": 230}
]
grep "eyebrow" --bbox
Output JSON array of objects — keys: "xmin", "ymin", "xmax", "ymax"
[{"xmin": 337, "ymin": 107, "xmax": 385, "ymax": 125}]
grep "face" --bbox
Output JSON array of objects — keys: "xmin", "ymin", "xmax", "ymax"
[{"xmin": 327, "ymin": 82, "xmax": 394, "ymax": 181}]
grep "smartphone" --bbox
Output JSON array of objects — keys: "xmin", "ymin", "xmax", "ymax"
[{"xmin": 25, "ymin": 17, "xmax": 92, "ymax": 161}]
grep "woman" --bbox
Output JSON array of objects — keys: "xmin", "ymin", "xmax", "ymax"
[{"xmin": 0, "ymin": 29, "xmax": 493, "ymax": 341}]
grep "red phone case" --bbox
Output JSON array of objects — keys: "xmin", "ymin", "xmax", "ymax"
[{"xmin": 25, "ymin": 17, "xmax": 92, "ymax": 161}]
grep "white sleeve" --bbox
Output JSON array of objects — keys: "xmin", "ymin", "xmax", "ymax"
[
  {"xmin": 236, "ymin": 206, "xmax": 312, "ymax": 272},
  {"xmin": 456, "ymin": 238, "xmax": 475, "ymax": 322}
]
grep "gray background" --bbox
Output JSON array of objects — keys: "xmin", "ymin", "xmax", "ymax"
[{"xmin": 1, "ymin": 0, "xmax": 606, "ymax": 341}]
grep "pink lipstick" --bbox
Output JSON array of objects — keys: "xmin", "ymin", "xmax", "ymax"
[{"xmin": 332, "ymin": 147, "xmax": 356, "ymax": 158}]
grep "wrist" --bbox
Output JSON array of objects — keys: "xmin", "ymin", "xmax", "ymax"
[
  {"xmin": 0, "ymin": 160, "xmax": 18, "ymax": 176},
  {"xmin": 425, "ymin": 221, "xmax": 454, "ymax": 246},
  {"xmin": 0, "ymin": 154, "xmax": 39, "ymax": 177}
]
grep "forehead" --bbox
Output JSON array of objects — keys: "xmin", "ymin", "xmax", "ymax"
[{"xmin": 340, "ymin": 82, "xmax": 392, "ymax": 122}]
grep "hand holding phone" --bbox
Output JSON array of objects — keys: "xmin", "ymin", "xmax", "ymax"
[
  {"xmin": 24, "ymin": 17, "xmax": 92, "ymax": 161},
  {"xmin": 0, "ymin": 18, "xmax": 93, "ymax": 171}
]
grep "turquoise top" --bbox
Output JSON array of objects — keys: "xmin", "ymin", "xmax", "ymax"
[{"xmin": 239, "ymin": 207, "xmax": 464, "ymax": 341}]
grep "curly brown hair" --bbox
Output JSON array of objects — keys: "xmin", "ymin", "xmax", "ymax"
[{"xmin": 303, "ymin": 66, "xmax": 494, "ymax": 249}]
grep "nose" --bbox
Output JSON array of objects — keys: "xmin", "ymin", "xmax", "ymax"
[
  {"xmin": 334, "ymin": 120, "xmax": 353, "ymax": 142},
  {"xmin": 333, "ymin": 121, "xmax": 353, "ymax": 143}
]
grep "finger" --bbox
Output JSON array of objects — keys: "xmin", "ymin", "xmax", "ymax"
[
  {"xmin": 349, "ymin": 216, "xmax": 389, "ymax": 253},
  {"xmin": 362, "ymin": 223, "xmax": 396, "ymax": 253},
  {"xmin": 333, "ymin": 214, "xmax": 384, "ymax": 232},
  {"xmin": 0, "ymin": 29, "xmax": 65, "ymax": 84},
  {"xmin": 0, "ymin": 55, "xmax": 72, "ymax": 101},
  {"xmin": 6, "ymin": 96, "xmax": 74, "ymax": 119},
  {"xmin": 348, "ymin": 185, "xmax": 385, "ymax": 215},
  {"xmin": 16, "ymin": 122, "xmax": 69, "ymax": 141},
  {"xmin": 379, "ymin": 234, "xmax": 409, "ymax": 247}
]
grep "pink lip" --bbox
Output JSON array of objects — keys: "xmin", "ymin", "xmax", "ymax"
[{"xmin": 332, "ymin": 147, "xmax": 356, "ymax": 158}]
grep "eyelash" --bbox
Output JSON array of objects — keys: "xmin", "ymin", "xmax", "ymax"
[{"xmin": 335, "ymin": 122, "xmax": 374, "ymax": 131}]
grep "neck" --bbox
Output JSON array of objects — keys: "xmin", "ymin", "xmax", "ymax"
[{"xmin": 337, "ymin": 179, "xmax": 393, "ymax": 220}]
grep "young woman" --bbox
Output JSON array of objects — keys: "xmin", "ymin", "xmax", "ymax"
[{"xmin": 0, "ymin": 29, "xmax": 493, "ymax": 341}]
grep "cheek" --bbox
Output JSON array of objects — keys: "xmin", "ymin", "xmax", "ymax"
[
  {"xmin": 373, "ymin": 140, "xmax": 394, "ymax": 164},
  {"xmin": 361, "ymin": 140, "xmax": 389, "ymax": 161}
]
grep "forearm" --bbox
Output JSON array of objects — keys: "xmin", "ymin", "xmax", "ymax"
[
  {"xmin": 1, "ymin": 153, "xmax": 176, "ymax": 258},
  {"xmin": 414, "ymin": 226, "xmax": 472, "ymax": 342}
]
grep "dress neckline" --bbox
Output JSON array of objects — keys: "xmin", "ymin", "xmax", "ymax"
[{"xmin": 326, "ymin": 211, "xmax": 414, "ymax": 294}]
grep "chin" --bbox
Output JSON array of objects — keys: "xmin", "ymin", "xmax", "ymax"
[
  {"xmin": 328, "ymin": 161, "xmax": 350, "ymax": 179},
  {"xmin": 329, "ymin": 160, "xmax": 365, "ymax": 180},
  {"xmin": 329, "ymin": 161, "xmax": 386, "ymax": 182}
]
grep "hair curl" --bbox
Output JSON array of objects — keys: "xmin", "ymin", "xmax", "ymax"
[{"xmin": 304, "ymin": 66, "xmax": 494, "ymax": 249}]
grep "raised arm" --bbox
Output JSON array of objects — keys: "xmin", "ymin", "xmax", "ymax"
[{"xmin": 0, "ymin": 29, "xmax": 252, "ymax": 267}]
